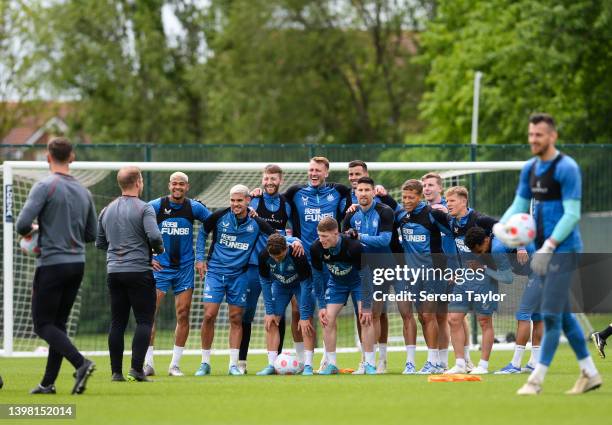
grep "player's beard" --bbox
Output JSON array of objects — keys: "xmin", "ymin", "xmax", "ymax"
[{"xmin": 265, "ymin": 184, "xmax": 279, "ymax": 195}]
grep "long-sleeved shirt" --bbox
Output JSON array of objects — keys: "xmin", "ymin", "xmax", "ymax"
[
  {"xmin": 284, "ymin": 183, "xmax": 352, "ymax": 261},
  {"xmin": 310, "ymin": 235, "xmax": 365, "ymax": 308},
  {"xmin": 258, "ymin": 245, "xmax": 313, "ymax": 320},
  {"xmin": 342, "ymin": 200, "xmax": 395, "ymax": 253},
  {"xmin": 16, "ymin": 172, "xmax": 97, "ymax": 267},
  {"xmin": 96, "ymin": 195, "xmax": 164, "ymax": 273},
  {"xmin": 195, "ymin": 208, "xmax": 275, "ymax": 277}
]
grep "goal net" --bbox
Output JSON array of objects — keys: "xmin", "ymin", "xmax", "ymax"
[{"xmin": 1, "ymin": 160, "xmax": 594, "ymax": 357}]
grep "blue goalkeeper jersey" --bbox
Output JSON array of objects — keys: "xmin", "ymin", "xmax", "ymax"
[
  {"xmin": 195, "ymin": 208, "xmax": 274, "ymax": 277},
  {"xmin": 284, "ymin": 183, "xmax": 352, "ymax": 260},
  {"xmin": 149, "ymin": 197, "xmax": 211, "ymax": 268},
  {"xmin": 516, "ymin": 153, "xmax": 582, "ymax": 252}
]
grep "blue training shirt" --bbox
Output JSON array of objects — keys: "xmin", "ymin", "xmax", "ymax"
[
  {"xmin": 248, "ymin": 193, "xmax": 293, "ymax": 266},
  {"xmin": 149, "ymin": 197, "xmax": 211, "ymax": 267},
  {"xmin": 284, "ymin": 182, "xmax": 352, "ymax": 260},
  {"xmin": 516, "ymin": 154, "xmax": 582, "ymax": 252},
  {"xmin": 195, "ymin": 208, "xmax": 274, "ymax": 277}
]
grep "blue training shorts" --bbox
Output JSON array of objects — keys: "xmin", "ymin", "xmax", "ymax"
[
  {"xmin": 154, "ymin": 264, "xmax": 194, "ymax": 295},
  {"xmin": 203, "ymin": 271, "xmax": 247, "ymax": 307}
]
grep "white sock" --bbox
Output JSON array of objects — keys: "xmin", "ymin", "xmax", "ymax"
[
  {"xmin": 201, "ymin": 349, "xmax": 211, "ymax": 364},
  {"xmin": 456, "ymin": 358, "xmax": 466, "ymax": 369},
  {"xmin": 406, "ymin": 345, "xmax": 416, "ymax": 364},
  {"xmin": 327, "ymin": 352, "xmax": 337, "ymax": 366},
  {"xmin": 530, "ymin": 363, "xmax": 549, "ymax": 383},
  {"xmin": 320, "ymin": 351, "xmax": 328, "ymax": 366},
  {"xmin": 229, "ymin": 349, "xmax": 239, "ymax": 367},
  {"xmin": 578, "ymin": 356, "xmax": 598, "ymax": 378},
  {"xmin": 528, "ymin": 346, "xmax": 540, "ymax": 366},
  {"xmin": 378, "ymin": 343, "xmax": 388, "ymax": 361},
  {"xmin": 511, "ymin": 345, "xmax": 526, "ymax": 368},
  {"xmin": 267, "ymin": 351, "xmax": 278, "ymax": 366},
  {"xmin": 464, "ymin": 346, "xmax": 472, "ymax": 363},
  {"xmin": 365, "ymin": 351, "xmax": 376, "ymax": 366},
  {"xmin": 439, "ymin": 349, "xmax": 449, "ymax": 367},
  {"xmin": 478, "ymin": 359, "xmax": 489, "ymax": 370},
  {"xmin": 145, "ymin": 346, "xmax": 154, "ymax": 366},
  {"xmin": 294, "ymin": 342, "xmax": 305, "ymax": 363},
  {"xmin": 170, "ymin": 345, "xmax": 184, "ymax": 368},
  {"xmin": 427, "ymin": 349, "xmax": 439, "ymax": 364},
  {"xmin": 304, "ymin": 350, "xmax": 314, "ymax": 367}
]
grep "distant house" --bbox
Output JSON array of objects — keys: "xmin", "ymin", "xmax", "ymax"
[{"xmin": 1, "ymin": 102, "xmax": 86, "ymax": 161}]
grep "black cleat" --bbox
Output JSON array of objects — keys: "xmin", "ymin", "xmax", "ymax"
[
  {"xmin": 30, "ymin": 384, "xmax": 56, "ymax": 394},
  {"xmin": 0, "ymin": 375, "xmax": 3, "ymax": 389},
  {"xmin": 111, "ymin": 373, "xmax": 126, "ymax": 382},
  {"xmin": 72, "ymin": 358, "xmax": 95, "ymax": 395},
  {"xmin": 127, "ymin": 368, "xmax": 151, "ymax": 382},
  {"xmin": 591, "ymin": 332, "xmax": 606, "ymax": 359}
]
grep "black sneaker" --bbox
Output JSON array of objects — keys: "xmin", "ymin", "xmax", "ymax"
[
  {"xmin": 30, "ymin": 384, "xmax": 56, "ymax": 394},
  {"xmin": 591, "ymin": 332, "xmax": 606, "ymax": 359},
  {"xmin": 111, "ymin": 373, "xmax": 126, "ymax": 382},
  {"xmin": 72, "ymin": 358, "xmax": 95, "ymax": 395},
  {"xmin": 127, "ymin": 368, "xmax": 151, "ymax": 382}
]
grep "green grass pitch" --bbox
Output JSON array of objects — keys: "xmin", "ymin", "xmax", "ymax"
[{"xmin": 0, "ymin": 344, "xmax": 609, "ymax": 425}]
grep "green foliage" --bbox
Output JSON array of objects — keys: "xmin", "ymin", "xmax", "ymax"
[
  {"xmin": 15, "ymin": 0, "xmax": 428, "ymax": 144},
  {"xmin": 419, "ymin": 0, "xmax": 612, "ymax": 144}
]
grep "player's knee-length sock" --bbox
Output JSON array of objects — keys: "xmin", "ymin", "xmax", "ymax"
[
  {"xmin": 539, "ymin": 313, "xmax": 562, "ymax": 366},
  {"xmin": 239, "ymin": 322, "xmax": 252, "ymax": 361},
  {"xmin": 278, "ymin": 316, "xmax": 286, "ymax": 354}
]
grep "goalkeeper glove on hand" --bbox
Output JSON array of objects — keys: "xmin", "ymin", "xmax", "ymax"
[{"xmin": 530, "ymin": 239, "xmax": 556, "ymax": 275}]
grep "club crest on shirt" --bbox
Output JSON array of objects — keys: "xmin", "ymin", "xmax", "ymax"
[
  {"xmin": 326, "ymin": 194, "xmax": 334, "ymax": 202},
  {"xmin": 372, "ymin": 219, "xmax": 378, "ymax": 228},
  {"xmin": 246, "ymin": 224, "xmax": 254, "ymax": 233}
]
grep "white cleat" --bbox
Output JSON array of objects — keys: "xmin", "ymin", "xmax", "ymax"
[
  {"xmin": 444, "ymin": 364, "xmax": 467, "ymax": 374},
  {"xmin": 469, "ymin": 366, "xmax": 489, "ymax": 375},
  {"xmin": 517, "ymin": 378, "xmax": 542, "ymax": 395},
  {"xmin": 565, "ymin": 371, "xmax": 603, "ymax": 395},
  {"xmin": 143, "ymin": 364, "xmax": 155, "ymax": 377},
  {"xmin": 465, "ymin": 361, "xmax": 475, "ymax": 373},
  {"xmin": 352, "ymin": 362, "xmax": 366, "ymax": 375},
  {"xmin": 168, "ymin": 365, "xmax": 184, "ymax": 377},
  {"xmin": 376, "ymin": 359, "xmax": 387, "ymax": 374}
]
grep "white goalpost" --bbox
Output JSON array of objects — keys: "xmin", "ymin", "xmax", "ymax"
[{"xmin": 4, "ymin": 159, "xmax": 593, "ymax": 358}]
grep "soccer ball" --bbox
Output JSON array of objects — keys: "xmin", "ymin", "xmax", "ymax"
[
  {"xmin": 19, "ymin": 229, "xmax": 41, "ymax": 256},
  {"xmin": 273, "ymin": 352, "xmax": 300, "ymax": 375},
  {"xmin": 504, "ymin": 213, "xmax": 536, "ymax": 247}
]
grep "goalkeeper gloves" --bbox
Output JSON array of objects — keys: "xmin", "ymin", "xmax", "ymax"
[{"xmin": 530, "ymin": 239, "xmax": 556, "ymax": 275}]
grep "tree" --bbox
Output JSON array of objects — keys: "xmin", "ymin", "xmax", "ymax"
[
  {"xmin": 418, "ymin": 0, "xmax": 612, "ymax": 145},
  {"xmin": 203, "ymin": 0, "xmax": 429, "ymax": 144}
]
